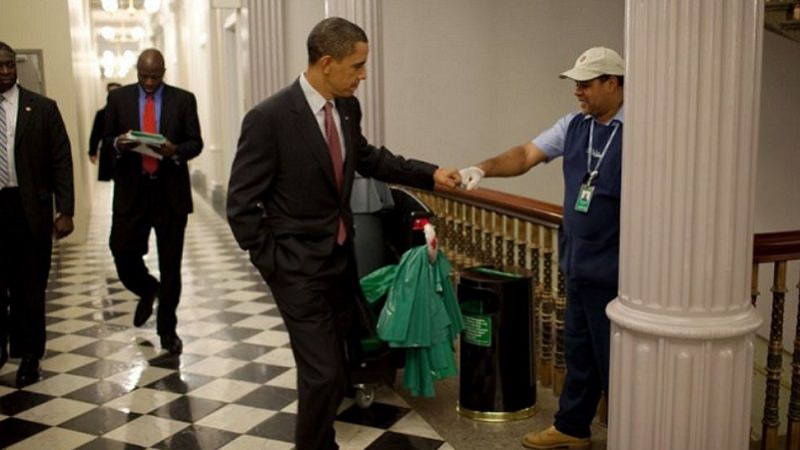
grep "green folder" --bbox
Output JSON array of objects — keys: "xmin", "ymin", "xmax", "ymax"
[{"xmin": 125, "ymin": 130, "xmax": 166, "ymax": 146}]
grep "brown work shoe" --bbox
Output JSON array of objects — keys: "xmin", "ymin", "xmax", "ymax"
[{"xmin": 521, "ymin": 425, "xmax": 591, "ymax": 449}]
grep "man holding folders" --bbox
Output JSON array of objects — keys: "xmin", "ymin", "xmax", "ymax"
[{"xmin": 103, "ymin": 48, "xmax": 202, "ymax": 354}]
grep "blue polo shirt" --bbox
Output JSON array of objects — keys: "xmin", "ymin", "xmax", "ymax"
[{"xmin": 138, "ymin": 84, "xmax": 164, "ymax": 133}]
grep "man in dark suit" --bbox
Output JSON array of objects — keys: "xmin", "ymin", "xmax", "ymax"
[
  {"xmin": 103, "ymin": 48, "xmax": 202, "ymax": 354},
  {"xmin": 0, "ymin": 42, "xmax": 74, "ymax": 386},
  {"xmin": 227, "ymin": 17, "xmax": 460, "ymax": 450},
  {"xmin": 88, "ymin": 82, "xmax": 121, "ymax": 181}
]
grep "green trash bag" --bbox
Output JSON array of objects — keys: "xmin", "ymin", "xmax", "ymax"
[
  {"xmin": 359, "ymin": 264, "xmax": 398, "ymax": 305},
  {"xmin": 359, "ymin": 245, "xmax": 463, "ymax": 397}
]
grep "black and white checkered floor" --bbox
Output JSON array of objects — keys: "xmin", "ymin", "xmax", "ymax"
[{"xmin": 0, "ymin": 183, "xmax": 453, "ymax": 450}]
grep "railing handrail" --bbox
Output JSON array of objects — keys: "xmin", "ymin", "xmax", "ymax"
[
  {"xmin": 433, "ymin": 187, "xmax": 800, "ymax": 263},
  {"xmin": 753, "ymin": 230, "xmax": 800, "ymax": 263},
  {"xmin": 434, "ymin": 187, "xmax": 564, "ymax": 227}
]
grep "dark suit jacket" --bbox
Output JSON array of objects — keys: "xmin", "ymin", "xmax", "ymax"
[
  {"xmin": 88, "ymin": 107, "xmax": 113, "ymax": 181},
  {"xmin": 227, "ymin": 79, "xmax": 436, "ymax": 278},
  {"xmin": 103, "ymin": 83, "xmax": 202, "ymax": 215},
  {"xmin": 14, "ymin": 86, "xmax": 74, "ymax": 240}
]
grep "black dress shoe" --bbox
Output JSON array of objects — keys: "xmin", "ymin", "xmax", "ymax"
[
  {"xmin": 160, "ymin": 335, "xmax": 183, "ymax": 355},
  {"xmin": 133, "ymin": 292, "xmax": 157, "ymax": 327},
  {"xmin": 16, "ymin": 358, "xmax": 40, "ymax": 387}
]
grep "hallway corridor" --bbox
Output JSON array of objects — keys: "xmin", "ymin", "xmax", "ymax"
[{"xmin": 0, "ymin": 183, "xmax": 451, "ymax": 450}]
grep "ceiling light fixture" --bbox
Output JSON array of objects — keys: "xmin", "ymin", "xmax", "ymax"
[
  {"xmin": 144, "ymin": 0, "xmax": 161, "ymax": 14},
  {"xmin": 101, "ymin": 0, "xmax": 118, "ymax": 13}
]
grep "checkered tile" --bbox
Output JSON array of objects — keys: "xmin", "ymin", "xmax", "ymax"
[{"xmin": 0, "ymin": 183, "xmax": 449, "ymax": 449}]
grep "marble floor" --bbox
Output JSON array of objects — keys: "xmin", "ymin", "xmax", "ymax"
[{"xmin": 0, "ymin": 183, "xmax": 607, "ymax": 449}]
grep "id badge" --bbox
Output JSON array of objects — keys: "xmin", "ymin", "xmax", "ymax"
[{"xmin": 574, "ymin": 184, "xmax": 595, "ymax": 213}]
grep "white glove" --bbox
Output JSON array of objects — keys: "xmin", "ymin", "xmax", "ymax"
[{"xmin": 459, "ymin": 166, "xmax": 485, "ymax": 190}]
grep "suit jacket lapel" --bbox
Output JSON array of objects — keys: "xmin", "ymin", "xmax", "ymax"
[
  {"xmin": 288, "ymin": 81, "xmax": 339, "ymax": 194},
  {"xmin": 159, "ymin": 85, "xmax": 171, "ymax": 134},
  {"xmin": 125, "ymin": 85, "xmax": 140, "ymax": 130},
  {"xmin": 335, "ymin": 98, "xmax": 356, "ymax": 199},
  {"xmin": 14, "ymin": 87, "xmax": 34, "ymax": 148}
]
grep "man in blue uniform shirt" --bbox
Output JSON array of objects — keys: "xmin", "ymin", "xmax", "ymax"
[{"xmin": 460, "ymin": 46, "xmax": 625, "ymax": 450}]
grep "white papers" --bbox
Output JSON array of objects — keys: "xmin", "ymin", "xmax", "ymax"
[
  {"xmin": 130, "ymin": 144, "xmax": 163, "ymax": 160},
  {"xmin": 120, "ymin": 131, "xmax": 166, "ymax": 160}
]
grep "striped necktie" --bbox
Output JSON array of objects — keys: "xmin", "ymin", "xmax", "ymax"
[{"xmin": 0, "ymin": 97, "xmax": 8, "ymax": 188}]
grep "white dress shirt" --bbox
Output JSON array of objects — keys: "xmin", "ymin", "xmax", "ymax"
[
  {"xmin": 0, "ymin": 84, "xmax": 19, "ymax": 187},
  {"xmin": 298, "ymin": 73, "xmax": 346, "ymax": 160}
]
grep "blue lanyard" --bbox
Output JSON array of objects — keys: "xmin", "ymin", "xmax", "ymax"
[{"xmin": 585, "ymin": 120, "xmax": 620, "ymax": 179}]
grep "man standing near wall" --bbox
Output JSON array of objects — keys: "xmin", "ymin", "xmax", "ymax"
[
  {"xmin": 460, "ymin": 47, "xmax": 625, "ymax": 450},
  {"xmin": 227, "ymin": 17, "xmax": 461, "ymax": 450},
  {"xmin": 0, "ymin": 41, "xmax": 74, "ymax": 387},
  {"xmin": 104, "ymin": 48, "xmax": 202, "ymax": 355}
]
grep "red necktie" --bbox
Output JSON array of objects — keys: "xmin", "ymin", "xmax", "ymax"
[
  {"xmin": 141, "ymin": 94, "xmax": 159, "ymax": 174},
  {"xmin": 323, "ymin": 102, "xmax": 347, "ymax": 245}
]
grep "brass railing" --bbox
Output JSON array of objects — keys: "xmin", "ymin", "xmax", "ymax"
[
  {"xmin": 406, "ymin": 187, "xmax": 800, "ymax": 446},
  {"xmin": 753, "ymin": 231, "xmax": 800, "ymax": 450}
]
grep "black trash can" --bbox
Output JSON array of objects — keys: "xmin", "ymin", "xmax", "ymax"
[{"xmin": 457, "ymin": 266, "xmax": 536, "ymax": 421}]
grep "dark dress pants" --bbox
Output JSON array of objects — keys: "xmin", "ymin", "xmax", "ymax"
[
  {"xmin": 110, "ymin": 177, "xmax": 187, "ymax": 338},
  {"xmin": 265, "ymin": 243, "xmax": 357, "ymax": 450},
  {"xmin": 554, "ymin": 281, "xmax": 618, "ymax": 438},
  {"xmin": 0, "ymin": 188, "xmax": 51, "ymax": 360}
]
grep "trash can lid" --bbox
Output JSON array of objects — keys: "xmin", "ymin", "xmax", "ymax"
[{"xmin": 464, "ymin": 267, "xmax": 526, "ymax": 280}]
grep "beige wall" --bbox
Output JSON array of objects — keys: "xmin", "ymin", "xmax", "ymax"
[
  {"xmin": 173, "ymin": 0, "xmax": 327, "ymax": 198},
  {"xmin": 174, "ymin": 0, "xmax": 217, "ymax": 190},
  {"xmin": 1, "ymin": 0, "xmax": 98, "ymax": 243},
  {"xmin": 284, "ymin": 0, "xmax": 325, "ymax": 82},
  {"xmin": 756, "ymin": 32, "xmax": 800, "ymax": 234},
  {"xmin": 754, "ymin": 31, "xmax": 800, "ymax": 346},
  {"xmin": 382, "ymin": 0, "xmax": 626, "ymax": 205},
  {"xmin": 751, "ymin": 26, "xmax": 800, "ymax": 432},
  {"xmin": 185, "ymin": 0, "xmax": 625, "ymax": 207}
]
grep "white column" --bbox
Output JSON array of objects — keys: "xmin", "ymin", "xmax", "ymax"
[
  {"xmin": 607, "ymin": 1, "xmax": 765, "ymax": 449},
  {"xmin": 325, "ymin": 0, "xmax": 384, "ymax": 145},
  {"xmin": 243, "ymin": 0, "xmax": 284, "ymax": 108}
]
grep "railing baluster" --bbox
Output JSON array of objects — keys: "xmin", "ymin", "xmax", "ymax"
[
  {"xmin": 540, "ymin": 229, "xmax": 555, "ymax": 388},
  {"xmin": 554, "ymin": 266, "xmax": 566, "ymax": 395},
  {"xmin": 753, "ymin": 262, "xmax": 761, "ymax": 307},
  {"xmin": 529, "ymin": 225, "xmax": 545, "ymax": 384},
  {"xmin": 517, "ymin": 220, "xmax": 528, "ymax": 273},
  {"xmin": 787, "ymin": 270, "xmax": 800, "ymax": 450},
  {"xmin": 762, "ymin": 261, "xmax": 788, "ymax": 450},
  {"xmin": 493, "ymin": 212, "xmax": 504, "ymax": 268},
  {"xmin": 445, "ymin": 198, "xmax": 456, "ymax": 263},
  {"xmin": 505, "ymin": 215, "xmax": 516, "ymax": 268},
  {"xmin": 463, "ymin": 205, "xmax": 475, "ymax": 267},
  {"xmin": 472, "ymin": 207, "xmax": 482, "ymax": 265},
  {"xmin": 453, "ymin": 202, "xmax": 464, "ymax": 268},
  {"xmin": 483, "ymin": 211, "xmax": 493, "ymax": 267}
]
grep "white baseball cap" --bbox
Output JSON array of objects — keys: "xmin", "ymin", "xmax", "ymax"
[{"xmin": 559, "ymin": 47, "xmax": 625, "ymax": 81}]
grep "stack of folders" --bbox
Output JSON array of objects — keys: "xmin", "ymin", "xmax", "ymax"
[{"xmin": 123, "ymin": 130, "xmax": 166, "ymax": 159}]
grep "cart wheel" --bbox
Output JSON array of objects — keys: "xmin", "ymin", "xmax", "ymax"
[{"xmin": 355, "ymin": 385, "xmax": 376, "ymax": 409}]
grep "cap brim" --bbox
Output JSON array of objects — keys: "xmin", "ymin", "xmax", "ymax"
[{"xmin": 559, "ymin": 67, "xmax": 603, "ymax": 81}]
